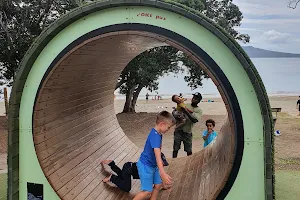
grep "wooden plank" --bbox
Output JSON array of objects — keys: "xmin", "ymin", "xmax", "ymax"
[
  {"xmin": 34, "ymin": 104, "xmax": 114, "ymax": 144},
  {"xmin": 34, "ymin": 96, "xmax": 112, "ymax": 127},
  {"xmin": 116, "ymin": 152, "xmax": 142, "ymax": 200},
  {"xmin": 191, "ymin": 151, "xmax": 204, "ymax": 200},
  {"xmin": 112, "ymin": 150, "xmax": 141, "ymax": 200},
  {"xmin": 34, "ymin": 106, "xmax": 115, "ymax": 152},
  {"xmin": 107, "ymin": 149, "xmax": 141, "ymax": 200},
  {"xmin": 35, "ymin": 104, "xmax": 113, "ymax": 140},
  {"xmin": 47, "ymin": 69, "xmax": 121, "ymax": 83},
  {"xmin": 38, "ymin": 79, "xmax": 115, "ymax": 101},
  {"xmin": 39, "ymin": 118, "xmax": 118, "ymax": 165},
  {"xmin": 34, "ymin": 103, "xmax": 113, "ymax": 138},
  {"xmin": 41, "ymin": 122, "xmax": 120, "ymax": 175},
  {"xmin": 34, "ymin": 90, "xmax": 112, "ymax": 118},
  {"xmin": 36, "ymin": 85, "xmax": 112, "ymax": 109},
  {"xmin": 166, "ymin": 157, "xmax": 188, "ymax": 200},
  {"xmin": 44, "ymin": 71, "xmax": 119, "ymax": 87},
  {"xmin": 173, "ymin": 156, "xmax": 193, "ymax": 199},
  {"xmin": 74, "ymin": 145, "xmax": 139, "ymax": 200},
  {"xmin": 62, "ymin": 139, "xmax": 133, "ymax": 199},
  {"xmin": 179, "ymin": 153, "xmax": 201, "ymax": 200},
  {"xmin": 49, "ymin": 68, "xmax": 121, "ymax": 80},
  {"xmin": 52, "ymin": 133, "xmax": 125, "ymax": 189},
  {"xmin": 44, "ymin": 127, "xmax": 123, "ymax": 177},
  {"xmin": 56, "ymin": 136, "xmax": 129, "ymax": 197}
]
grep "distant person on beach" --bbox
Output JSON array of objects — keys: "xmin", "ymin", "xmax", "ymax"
[
  {"xmin": 146, "ymin": 93, "xmax": 149, "ymax": 101},
  {"xmin": 172, "ymin": 92, "xmax": 203, "ymax": 158},
  {"xmin": 101, "ymin": 153, "xmax": 169, "ymax": 192},
  {"xmin": 133, "ymin": 111, "xmax": 174, "ymax": 200},
  {"xmin": 202, "ymin": 119, "xmax": 218, "ymax": 147},
  {"xmin": 297, "ymin": 96, "xmax": 300, "ymax": 116}
]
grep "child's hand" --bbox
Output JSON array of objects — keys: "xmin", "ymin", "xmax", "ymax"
[
  {"xmin": 161, "ymin": 172, "xmax": 172, "ymax": 185},
  {"xmin": 179, "ymin": 98, "xmax": 185, "ymax": 103}
]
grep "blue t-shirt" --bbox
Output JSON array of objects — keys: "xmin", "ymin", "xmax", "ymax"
[
  {"xmin": 139, "ymin": 128, "xmax": 162, "ymax": 167},
  {"xmin": 202, "ymin": 130, "xmax": 218, "ymax": 147}
]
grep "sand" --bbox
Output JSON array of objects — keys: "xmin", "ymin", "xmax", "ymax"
[
  {"xmin": 114, "ymin": 96, "xmax": 300, "ymax": 117},
  {"xmin": 0, "ymin": 95, "xmax": 299, "ymax": 172},
  {"xmin": 0, "ymin": 102, "xmax": 6, "ymax": 117},
  {"xmin": 115, "ymin": 95, "xmax": 300, "ymax": 170}
]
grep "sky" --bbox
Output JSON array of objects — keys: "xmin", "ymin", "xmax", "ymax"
[
  {"xmin": 136, "ymin": 1, "xmax": 300, "ymax": 97},
  {"xmin": 233, "ymin": 0, "xmax": 300, "ymax": 53}
]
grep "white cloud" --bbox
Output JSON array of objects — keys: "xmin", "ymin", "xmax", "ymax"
[
  {"xmin": 231, "ymin": 0, "xmax": 300, "ymax": 53},
  {"xmin": 261, "ymin": 30, "xmax": 292, "ymax": 44}
]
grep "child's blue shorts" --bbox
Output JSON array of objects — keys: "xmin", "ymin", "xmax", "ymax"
[{"xmin": 137, "ymin": 160, "xmax": 162, "ymax": 192}]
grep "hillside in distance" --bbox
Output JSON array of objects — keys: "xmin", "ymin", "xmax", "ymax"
[{"xmin": 242, "ymin": 46, "xmax": 300, "ymax": 58}]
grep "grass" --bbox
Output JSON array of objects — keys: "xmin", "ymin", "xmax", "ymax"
[
  {"xmin": 277, "ymin": 158, "xmax": 300, "ymax": 165},
  {"xmin": 0, "ymin": 173, "xmax": 7, "ymax": 200},
  {"xmin": 0, "ymin": 171, "xmax": 299, "ymax": 199},
  {"xmin": 275, "ymin": 170, "xmax": 300, "ymax": 200}
]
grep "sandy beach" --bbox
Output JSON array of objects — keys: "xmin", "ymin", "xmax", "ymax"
[
  {"xmin": 114, "ymin": 95, "xmax": 300, "ymax": 116},
  {"xmin": 0, "ymin": 95, "xmax": 299, "ymax": 172},
  {"xmin": 115, "ymin": 95, "xmax": 300, "ymax": 169},
  {"xmin": 0, "ymin": 102, "xmax": 6, "ymax": 117}
]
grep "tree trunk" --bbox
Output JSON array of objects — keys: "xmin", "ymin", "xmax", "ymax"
[
  {"xmin": 122, "ymin": 87, "xmax": 135, "ymax": 113},
  {"xmin": 130, "ymin": 85, "xmax": 144, "ymax": 112}
]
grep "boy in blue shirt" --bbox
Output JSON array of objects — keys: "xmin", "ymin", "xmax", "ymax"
[
  {"xmin": 133, "ymin": 111, "xmax": 175, "ymax": 200},
  {"xmin": 202, "ymin": 119, "xmax": 218, "ymax": 147}
]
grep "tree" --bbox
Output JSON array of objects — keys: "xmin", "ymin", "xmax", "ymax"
[
  {"xmin": 288, "ymin": 0, "xmax": 300, "ymax": 9},
  {"xmin": 0, "ymin": 0, "xmax": 250, "ymax": 113},
  {"xmin": 118, "ymin": 46, "xmax": 182, "ymax": 112},
  {"xmin": 0, "ymin": 0, "xmax": 86, "ymax": 85},
  {"xmin": 116, "ymin": 0, "xmax": 250, "ymax": 112},
  {"xmin": 175, "ymin": 0, "xmax": 250, "ymax": 43}
]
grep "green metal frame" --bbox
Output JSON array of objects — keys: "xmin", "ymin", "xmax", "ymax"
[{"xmin": 7, "ymin": 1, "xmax": 274, "ymax": 200}]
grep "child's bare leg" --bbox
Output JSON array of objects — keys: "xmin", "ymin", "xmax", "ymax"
[
  {"xmin": 150, "ymin": 184, "xmax": 162, "ymax": 200},
  {"xmin": 133, "ymin": 191, "xmax": 151, "ymax": 200}
]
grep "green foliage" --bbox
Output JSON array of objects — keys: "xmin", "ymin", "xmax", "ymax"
[
  {"xmin": 118, "ymin": 46, "xmax": 181, "ymax": 95},
  {"xmin": 177, "ymin": 52, "xmax": 209, "ymax": 90},
  {"xmin": 0, "ymin": 0, "xmax": 83, "ymax": 84},
  {"xmin": 202, "ymin": 0, "xmax": 250, "ymax": 43},
  {"xmin": 0, "ymin": 0, "xmax": 250, "ymax": 112}
]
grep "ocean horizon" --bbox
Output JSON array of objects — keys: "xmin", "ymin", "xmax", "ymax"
[{"xmin": 1, "ymin": 58, "xmax": 300, "ymax": 102}]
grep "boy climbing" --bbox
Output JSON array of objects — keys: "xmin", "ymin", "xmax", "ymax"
[
  {"xmin": 202, "ymin": 119, "xmax": 218, "ymax": 147},
  {"xmin": 101, "ymin": 153, "xmax": 169, "ymax": 192},
  {"xmin": 133, "ymin": 111, "xmax": 175, "ymax": 200}
]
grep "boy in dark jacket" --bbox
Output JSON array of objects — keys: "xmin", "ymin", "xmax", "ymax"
[{"xmin": 101, "ymin": 153, "xmax": 169, "ymax": 192}]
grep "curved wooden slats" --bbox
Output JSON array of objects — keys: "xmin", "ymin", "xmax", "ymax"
[{"xmin": 33, "ymin": 33, "xmax": 234, "ymax": 200}]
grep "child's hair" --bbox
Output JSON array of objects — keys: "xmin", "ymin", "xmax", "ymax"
[
  {"xmin": 171, "ymin": 95, "xmax": 178, "ymax": 103},
  {"xmin": 156, "ymin": 111, "xmax": 176, "ymax": 124},
  {"xmin": 206, "ymin": 119, "xmax": 216, "ymax": 127}
]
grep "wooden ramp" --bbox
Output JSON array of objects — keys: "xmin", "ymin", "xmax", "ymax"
[
  {"xmin": 32, "ymin": 33, "xmax": 235, "ymax": 200},
  {"xmin": 99, "ymin": 120, "xmax": 234, "ymax": 200}
]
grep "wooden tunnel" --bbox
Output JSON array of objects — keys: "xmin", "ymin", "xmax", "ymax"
[
  {"xmin": 33, "ymin": 33, "xmax": 235, "ymax": 200},
  {"xmin": 8, "ymin": 2, "xmax": 274, "ymax": 200}
]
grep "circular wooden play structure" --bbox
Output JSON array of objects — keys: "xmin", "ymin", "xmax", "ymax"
[{"xmin": 7, "ymin": 1, "xmax": 274, "ymax": 200}]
